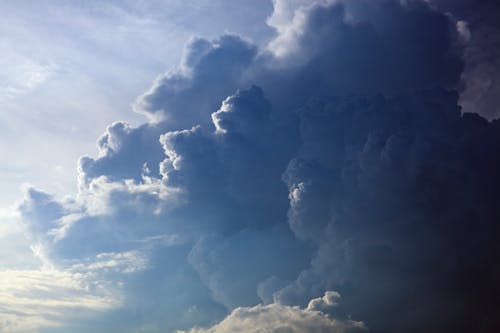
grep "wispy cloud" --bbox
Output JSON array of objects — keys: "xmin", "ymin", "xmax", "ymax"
[
  {"xmin": 0, "ymin": 60, "xmax": 58, "ymax": 102},
  {"xmin": 0, "ymin": 268, "xmax": 119, "ymax": 333}
]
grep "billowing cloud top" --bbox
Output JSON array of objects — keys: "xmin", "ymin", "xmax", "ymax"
[{"xmin": 4, "ymin": 0, "xmax": 500, "ymax": 333}]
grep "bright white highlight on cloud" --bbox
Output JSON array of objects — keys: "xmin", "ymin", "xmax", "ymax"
[{"xmin": 181, "ymin": 291, "xmax": 365, "ymax": 333}]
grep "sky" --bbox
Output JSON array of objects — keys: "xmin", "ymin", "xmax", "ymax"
[
  {"xmin": 0, "ymin": 0, "xmax": 273, "ymax": 206},
  {"xmin": 0, "ymin": 0, "xmax": 499, "ymax": 332}
]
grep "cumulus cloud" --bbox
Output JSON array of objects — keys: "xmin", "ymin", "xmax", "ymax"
[
  {"xmin": 275, "ymin": 89, "xmax": 500, "ymax": 332},
  {"xmin": 181, "ymin": 291, "xmax": 365, "ymax": 333},
  {"xmin": 266, "ymin": 0, "xmax": 463, "ymax": 93},
  {"xmin": 6, "ymin": 0, "xmax": 500, "ymax": 332},
  {"xmin": 134, "ymin": 35, "xmax": 258, "ymax": 127}
]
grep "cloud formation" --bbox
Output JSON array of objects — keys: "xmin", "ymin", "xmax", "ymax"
[
  {"xmin": 276, "ymin": 89, "xmax": 500, "ymax": 333},
  {"xmin": 429, "ymin": 0, "xmax": 500, "ymax": 119},
  {"xmin": 182, "ymin": 291, "xmax": 365, "ymax": 333},
  {"xmin": 6, "ymin": 0, "xmax": 500, "ymax": 332},
  {"xmin": 0, "ymin": 267, "xmax": 120, "ymax": 333}
]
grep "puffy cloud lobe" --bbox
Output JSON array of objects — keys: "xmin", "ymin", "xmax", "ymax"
[
  {"xmin": 182, "ymin": 291, "xmax": 365, "ymax": 333},
  {"xmin": 211, "ymin": 85, "xmax": 271, "ymax": 136},
  {"xmin": 264, "ymin": 0, "xmax": 463, "ymax": 98},
  {"xmin": 78, "ymin": 122, "xmax": 167, "ymax": 186},
  {"xmin": 134, "ymin": 35, "xmax": 257, "ymax": 128}
]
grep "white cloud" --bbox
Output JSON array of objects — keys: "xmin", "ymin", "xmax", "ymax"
[
  {"xmin": 70, "ymin": 250, "xmax": 148, "ymax": 274},
  {"xmin": 0, "ymin": 268, "xmax": 120, "ymax": 333},
  {"xmin": 181, "ymin": 291, "xmax": 365, "ymax": 333},
  {"xmin": 78, "ymin": 175, "xmax": 181, "ymax": 216},
  {"xmin": 0, "ymin": 60, "xmax": 58, "ymax": 101}
]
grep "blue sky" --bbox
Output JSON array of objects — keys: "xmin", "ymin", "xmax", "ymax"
[{"xmin": 1, "ymin": 1, "xmax": 500, "ymax": 332}]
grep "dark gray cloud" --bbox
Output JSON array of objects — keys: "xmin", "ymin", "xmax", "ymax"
[
  {"xmin": 269, "ymin": 0, "xmax": 463, "ymax": 94},
  {"xmin": 430, "ymin": 0, "xmax": 500, "ymax": 119},
  {"xmin": 276, "ymin": 89, "xmax": 500, "ymax": 333},
  {"xmin": 15, "ymin": 1, "xmax": 500, "ymax": 332}
]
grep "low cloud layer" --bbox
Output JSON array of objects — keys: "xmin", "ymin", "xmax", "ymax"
[
  {"xmin": 4, "ymin": 0, "xmax": 500, "ymax": 332},
  {"xmin": 182, "ymin": 291, "xmax": 365, "ymax": 333}
]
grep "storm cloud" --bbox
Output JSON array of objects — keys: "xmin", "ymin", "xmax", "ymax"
[
  {"xmin": 8, "ymin": 1, "xmax": 500, "ymax": 332},
  {"xmin": 429, "ymin": 0, "xmax": 500, "ymax": 119}
]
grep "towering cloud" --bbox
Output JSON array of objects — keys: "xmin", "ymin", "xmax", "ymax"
[
  {"xmin": 277, "ymin": 89, "xmax": 500, "ymax": 333},
  {"xmin": 7, "ymin": 1, "xmax": 500, "ymax": 332}
]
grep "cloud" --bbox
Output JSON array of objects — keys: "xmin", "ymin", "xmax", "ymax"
[
  {"xmin": 428, "ymin": 0, "xmax": 500, "ymax": 119},
  {"xmin": 276, "ymin": 89, "xmax": 500, "ymax": 332},
  {"xmin": 134, "ymin": 35, "xmax": 258, "ymax": 127},
  {"xmin": 181, "ymin": 291, "xmax": 365, "ymax": 333},
  {"xmin": 0, "ymin": 267, "xmax": 120, "ymax": 333},
  {"xmin": 6, "ymin": 0, "xmax": 500, "ymax": 332},
  {"xmin": 188, "ymin": 226, "xmax": 310, "ymax": 309},
  {"xmin": 0, "ymin": 60, "xmax": 57, "ymax": 101},
  {"xmin": 267, "ymin": 0, "xmax": 463, "ymax": 92}
]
